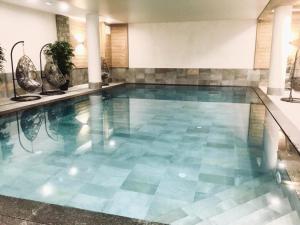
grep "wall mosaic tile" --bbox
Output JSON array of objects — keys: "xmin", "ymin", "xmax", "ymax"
[{"xmin": 111, "ymin": 68, "xmax": 270, "ymax": 87}]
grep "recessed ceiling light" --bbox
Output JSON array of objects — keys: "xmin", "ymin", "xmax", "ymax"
[
  {"xmin": 45, "ymin": 0, "xmax": 53, "ymax": 6},
  {"xmin": 26, "ymin": 0, "xmax": 38, "ymax": 4},
  {"xmin": 58, "ymin": 1, "xmax": 70, "ymax": 12}
]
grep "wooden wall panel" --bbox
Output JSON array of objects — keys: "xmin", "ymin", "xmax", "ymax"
[
  {"xmin": 254, "ymin": 20, "xmax": 273, "ymax": 69},
  {"xmin": 69, "ymin": 19, "xmax": 112, "ymax": 69},
  {"xmin": 69, "ymin": 18, "xmax": 88, "ymax": 68},
  {"xmin": 100, "ymin": 23, "xmax": 112, "ymax": 67},
  {"xmin": 111, "ymin": 24, "xmax": 129, "ymax": 68}
]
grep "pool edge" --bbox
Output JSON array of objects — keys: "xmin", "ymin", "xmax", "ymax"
[
  {"xmin": 0, "ymin": 83, "xmax": 125, "ymax": 117},
  {"xmin": 253, "ymin": 87, "xmax": 300, "ymax": 155},
  {"xmin": 0, "ymin": 195, "xmax": 165, "ymax": 225}
]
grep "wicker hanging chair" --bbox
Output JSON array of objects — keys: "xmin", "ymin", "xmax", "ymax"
[
  {"xmin": 291, "ymin": 77, "xmax": 300, "ymax": 92},
  {"xmin": 281, "ymin": 39, "xmax": 300, "ymax": 103},
  {"xmin": 44, "ymin": 56, "xmax": 66, "ymax": 88},
  {"xmin": 291, "ymin": 58, "xmax": 300, "ymax": 92},
  {"xmin": 16, "ymin": 55, "xmax": 41, "ymax": 93}
]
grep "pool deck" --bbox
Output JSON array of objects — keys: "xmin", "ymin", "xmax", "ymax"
[
  {"xmin": 256, "ymin": 86, "xmax": 300, "ymax": 150},
  {"xmin": 0, "ymin": 195, "xmax": 163, "ymax": 225},
  {"xmin": 0, "ymin": 83, "xmax": 124, "ymax": 116}
]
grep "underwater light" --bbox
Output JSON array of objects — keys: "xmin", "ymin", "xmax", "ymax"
[
  {"xmin": 178, "ymin": 173, "xmax": 186, "ymax": 178},
  {"xmin": 41, "ymin": 183, "xmax": 55, "ymax": 197},
  {"xmin": 69, "ymin": 167, "xmax": 78, "ymax": 176},
  {"xmin": 109, "ymin": 140, "xmax": 116, "ymax": 147}
]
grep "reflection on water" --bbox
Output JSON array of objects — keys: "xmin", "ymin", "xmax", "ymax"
[
  {"xmin": 20, "ymin": 108, "xmax": 43, "ymax": 142},
  {"xmin": 0, "ymin": 120, "xmax": 13, "ymax": 160},
  {"xmin": 0, "ymin": 85, "xmax": 299, "ymax": 223}
]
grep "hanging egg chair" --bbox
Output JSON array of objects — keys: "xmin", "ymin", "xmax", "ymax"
[
  {"xmin": 44, "ymin": 56, "xmax": 66, "ymax": 88},
  {"xmin": 10, "ymin": 41, "xmax": 41, "ymax": 101},
  {"xmin": 39, "ymin": 44, "xmax": 66, "ymax": 95},
  {"xmin": 16, "ymin": 55, "xmax": 41, "ymax": 93}
]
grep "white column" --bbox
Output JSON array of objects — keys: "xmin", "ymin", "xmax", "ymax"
[
  {"xmin": 86, "ymin": 14, "xmax": 102, "ymax": 89},
  {"xmin": 267, "ymin": 5, "xmax": 292, "ymax": 96}
]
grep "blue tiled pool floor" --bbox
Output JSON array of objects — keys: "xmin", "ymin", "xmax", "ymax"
[{"xmin": 0, "ymin": 85, "xmax": 299, "ymax": 225}]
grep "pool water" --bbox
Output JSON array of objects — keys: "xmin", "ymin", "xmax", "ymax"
[{"xmin": 0, "ymin": 84, "xmax": 299, "ymax": 225}]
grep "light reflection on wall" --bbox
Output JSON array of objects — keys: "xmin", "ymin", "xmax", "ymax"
[
  {"xmin": 262, "ymin": 110, "xmax": 280, "ymax": 171},
  {"xmin": 248, "ymin": 103, "xmax": 280, "ymax": 172},
  {"xmin": 100, "ymin": 93, "xmax": 130, "ymax": 151}
]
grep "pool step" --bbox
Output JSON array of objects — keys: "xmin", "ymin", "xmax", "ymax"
[
  {"xmin": 155, "ymin": 176, "xmax": 277, "ymax": 224},
  {"xmin": 195, "ymin": 190, "xmax": 286, "ymax": 225},
  {"xmin": 182, "ymin": 180, "xmax": 279, "ymax": 219},
  {"xmin": 171, "ymin": 216, "xmax": 202, "ymax": 225},
  {"xmin": 169, "ymin": 188, "xmax": 288, "ymax": 225},
  {"xmin": 265, "ymin": 211, "xmax": 300, "ymax": 225},
  {"xmin": 226, "ymin": 197, "xmax": 292, "ymax": 225}
]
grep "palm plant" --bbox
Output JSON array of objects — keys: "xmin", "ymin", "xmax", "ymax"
[{"xmin": 44, "ymin": 41, "xmax": 75, "ymax": 78}]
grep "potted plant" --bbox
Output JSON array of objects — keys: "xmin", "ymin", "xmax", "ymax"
[
  {"xmin": 0, "ymin": 45, "xmax": 5, "ymax": 73},
  {"xmin": 44, "ymin": 41, "xmax": 75, "ymax": 90}
]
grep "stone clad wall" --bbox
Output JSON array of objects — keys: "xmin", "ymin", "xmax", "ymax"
[
  {"xmin": 112, "ymin": 68, "xmax": 269, "ymax": 87},
  {"xmin": 56, "ymin": 15, "xmax": 70, "ymax": 42},
  {"xmin": 0, "ymin": 69, "xmax": 88, "ymax": 99},
  {"xmin": 70, "ymin": 68, "xmax": 88, "ymax": 86}
]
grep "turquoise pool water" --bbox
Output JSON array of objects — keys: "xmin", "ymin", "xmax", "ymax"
[{"xmin": 0, "ymin": 84, "xmax": 299, "ymax": 224}]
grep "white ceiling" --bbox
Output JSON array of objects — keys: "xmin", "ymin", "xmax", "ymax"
[
  {"xmin": 70, "ymin": 0, "xmax": 271, "ymax": 22},
  {"xmin": 1, "ymin": 0, "xmax": 270, "ymax": 23}
]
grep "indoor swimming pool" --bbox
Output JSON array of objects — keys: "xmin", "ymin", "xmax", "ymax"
[{"xmin": 0, "ymin": 84, "xmax": 299, "ymax": 225}]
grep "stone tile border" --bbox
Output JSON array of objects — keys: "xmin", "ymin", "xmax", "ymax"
[
  {"xmin": 0, "ymin": 83, "xmax": 124, "ymax": 117},
  {"xmin": 111, "ymin": 68, "xmax": 270, "ymax": 87},
  {"xmin": 0, "ymin": 68, "xmax": 88, "ymax": 100},
  {"xmin": 0, "ymin": 195, "xmax": 164, "ymax": 225},
  {"xmin": 253, "ymin": 87, "xmax": 300, "ymax": 152}
]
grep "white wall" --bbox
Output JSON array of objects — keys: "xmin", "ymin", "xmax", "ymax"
[
  {"xmin": 0, "ymin": 2, "xmax": 57, "ymax": 72},
  {"xmin": 129, "ymin": 20, "xmax": 257, "ymax": 69}
]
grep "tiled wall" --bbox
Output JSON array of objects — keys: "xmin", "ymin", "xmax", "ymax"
[
  {"xmin": 70, "ymin": 68, "xmax": 88, "ymax": 86},
  {"xmin": 112, "ymin": 68, "xmax": 269, "ymax": 87}
]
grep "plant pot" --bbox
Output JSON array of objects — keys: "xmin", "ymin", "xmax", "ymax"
[{"xmin": 60, "ymin": 80, "xmax": 70, "ymax": 91}]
